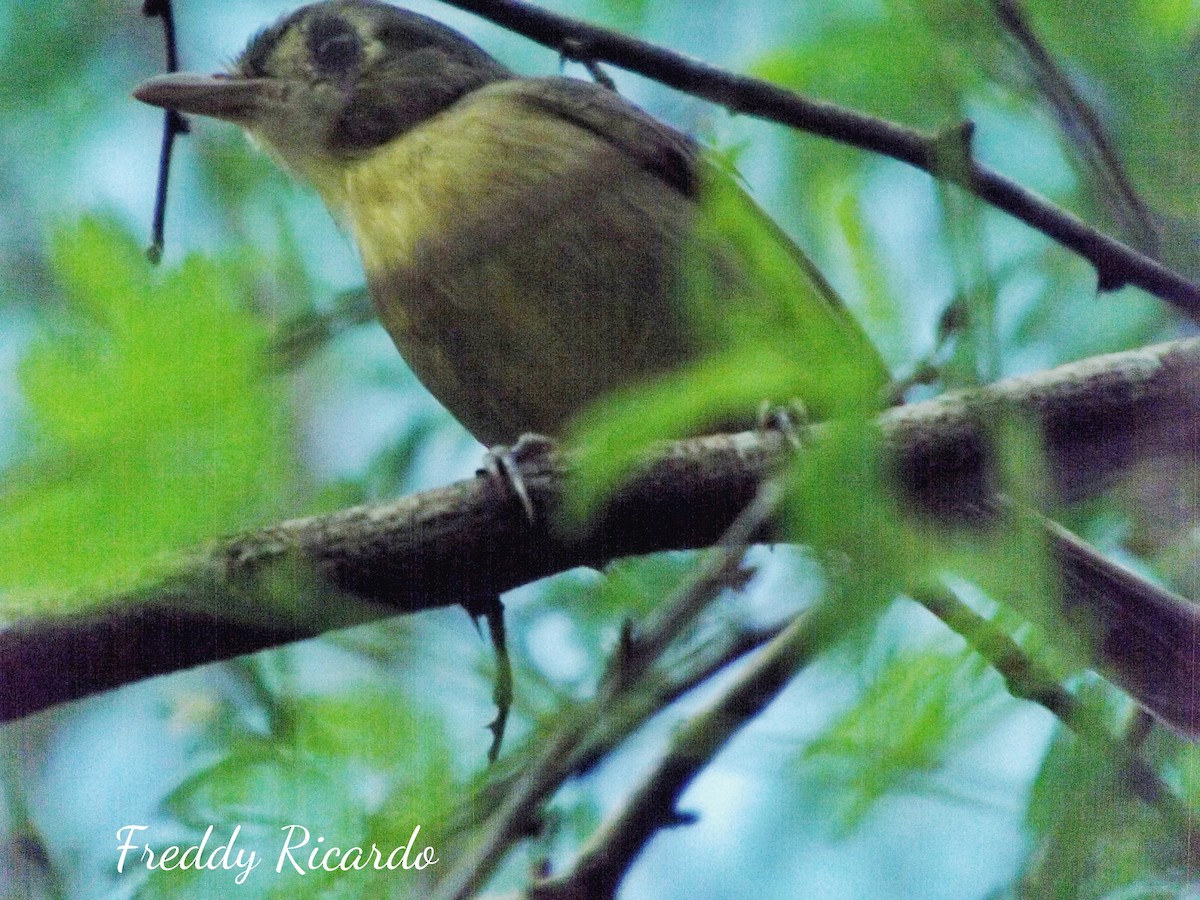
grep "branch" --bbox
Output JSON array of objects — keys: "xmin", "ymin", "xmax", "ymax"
[
  {"xmin": 439, "ymin": 0, "xmax": 1200, "ymax": 319},
  {"xmin": 527, "ymin": 600, "xmax": 837, "ymax": 900},
  {"xmin": 990, "ymin": 0, "xmax": 1158, "ymax": 255},
  {"xmin": 2, "ymin": 338, "xmax": 1199, "ymax": 725},
  {"xmin": 914, "ymin": 586, "xmax": 1183, "ymax": 813}
]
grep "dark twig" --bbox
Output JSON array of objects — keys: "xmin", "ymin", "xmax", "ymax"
[
  {"xmin": 600, "ymin": 482, "xmax": 780, "ymax": 696},
  {"xmin": 142, "ymin": 0, "xmax": 189, "ymax": 263},
  {"xmin": 566, "ymin": 619, "xmax": 785, "ymax": 779},
  {"xmin": 450, "ymin": 618, "xmax": 785, "ymax": 841},
  {"xmin": 991, "ymin": 0, "xmax": 1159, "ymax": 255},
  {"xmin": 561, "ymin": 37, "xmax": 616, "ymax": 92},
  {"xmin": 434, "ymin": 483, "xmax": 780, "ymax": 900},
  {"xmin": 440, "ymin": 0, "xmax": 1200, "ymax": 319},
  {"xmin": 480, "ymin": 596, "xmax": 513, "ymax": 764},
  {"xmin": 529, "ymin": 599, "xmax": 839, "ymax": 899}
]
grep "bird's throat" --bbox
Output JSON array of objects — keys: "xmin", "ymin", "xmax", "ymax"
[{"xmin": 294, "ymin": 98, "xmax": 521, "ymax": 279}]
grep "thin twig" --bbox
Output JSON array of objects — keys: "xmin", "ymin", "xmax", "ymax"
[
  {"xmin": 528, "ymin": 599, "xmax": 840, "ymax": 899},
  {"xmin": 450, "ymin": 618, "xmax": 785, "ymax": 838},
  {"xmin": 440, "ymin": 0, "xmax": 1200, "ymax": 319},
  {"xmin": 914, "ymin": 585, "xmax": 1184, "ymax": 815},
  {"xmin": 991, "ymin": 0, "xmax": 1158, "ymax": 255},
  {"xmin": 433, "ymin": 484, "xmax": 782, "ymax": 900},
  {"xmin": 142, "ymin": 0, "xmax": 189, "ymax": 263},
  {"xmin": 566, "ymin": 619, "xmax": 786, "ymax": 779},
  {"xmin": 601, "ymin": 482, "xmax": 780, "ymax": 695}
]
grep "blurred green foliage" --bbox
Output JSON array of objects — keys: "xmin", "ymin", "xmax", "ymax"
[
  {"xmin": 1023, "ymin": 688, "xmax": 1192, "ymax": 897},
  {"xmin": 141, "ymin": 657, "xmax": 456, "ymax": 898},
  {"xmin": 0, "ymin": 216, "xmax": 292, "ymax": 606},
  {"xmin": 800, "ymin": 645, "xmax": 1005, "ymax": 833}
]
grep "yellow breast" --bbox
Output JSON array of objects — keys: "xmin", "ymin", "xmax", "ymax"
[{"xmin": 302, "ymin": 92, "xmax": 573, "ymax": 279}]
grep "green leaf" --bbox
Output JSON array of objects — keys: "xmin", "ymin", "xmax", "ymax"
[
  {"xmin": 1023, "ymin": 701, "xmax": 1187, "ymax": 896},
  {"xmin": 800, "ymin": 646, "xmax": 1004, "ymax": 832},
  {"xmin": 565, "ymin": 344, "xmax": 820, "ymax": 515},
  {"xmin": 0, "ymin": 216, "xmax": 293, "ymax": 605}
]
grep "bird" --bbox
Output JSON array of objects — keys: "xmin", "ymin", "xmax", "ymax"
[
  {"xmin": 134, "ymin": 0, "xmax": 1197, "ymax": 738},
  {"xmin": 132, "ymin": 0, "xmax": 889, "ymax": 447}
]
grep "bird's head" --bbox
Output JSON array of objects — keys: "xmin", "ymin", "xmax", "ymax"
[{"xmin": 134, "ymin": 0, "xmax": 511, "ymax": 180}]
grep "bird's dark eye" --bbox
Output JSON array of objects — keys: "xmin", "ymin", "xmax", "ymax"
[{"xmin": 307, "ymin": 14, "xmax": 361, "ymax": 76}]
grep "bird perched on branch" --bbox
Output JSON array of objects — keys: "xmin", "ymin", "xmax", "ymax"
[
  {"xmin": 133, "ymin": 0, "xmax": 888, "ymax": 445},
  {"xmin": 135, "ymin": 0, "xmax": 1197, "ymax": 739}
]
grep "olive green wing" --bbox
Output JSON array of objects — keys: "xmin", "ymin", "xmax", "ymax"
[
  {"xmin": 506, "ymin": 76, "xmax": 889, "ymax": 389},
  {"xmin": 508, "ymin": 76, "xmax": 701, "ymax": 197}
]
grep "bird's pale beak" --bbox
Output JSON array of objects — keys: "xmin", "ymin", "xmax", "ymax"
[{"xmin": 133, "ymin": 73, "xmax": 284, "ymax": 124}]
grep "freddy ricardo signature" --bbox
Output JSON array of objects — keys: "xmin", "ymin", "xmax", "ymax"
[{"xmin": 115, "ymin": 824, "xmax": 438, "ymax": 885}]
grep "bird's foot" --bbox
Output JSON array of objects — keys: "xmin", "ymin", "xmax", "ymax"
[
  {"xmin": 756, "ymin": 399, "xmax": 812, "ymax": 450},
  {"xmin": 478, "ymin": 433, "xmax": 557, "ymax": 524}
]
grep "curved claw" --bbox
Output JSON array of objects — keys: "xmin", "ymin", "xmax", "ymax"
[
  {"xmin": 755, "ymin": 400, "xmax": 811, "ymax": 451},
  {"xmin": 478, "ymin": 433, "xmax": 558, "ymax": 525},
  {"xmin": 482, "ymin": 446, "xmax": 536, "ymax": 522}
]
